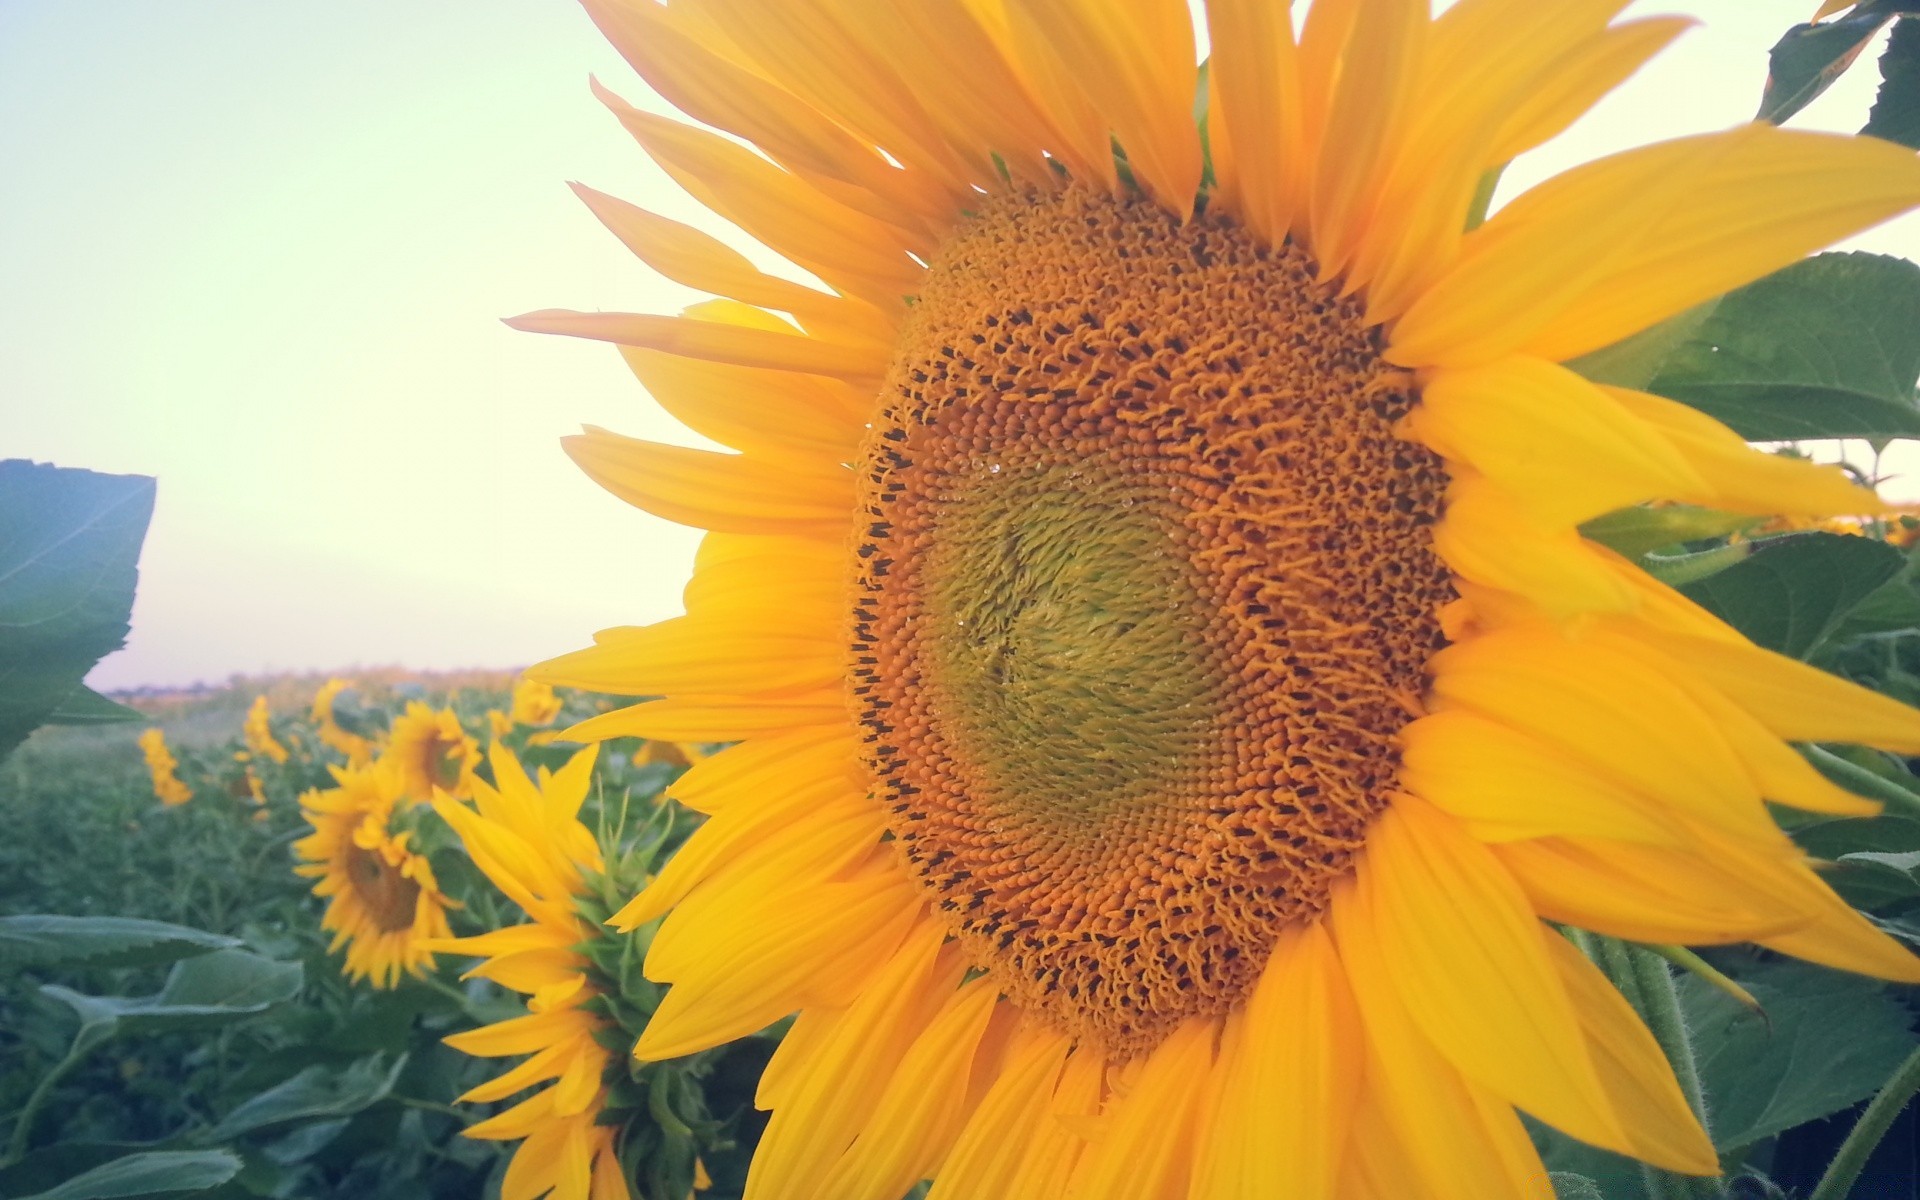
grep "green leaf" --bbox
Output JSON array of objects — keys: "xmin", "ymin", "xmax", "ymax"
[
  {"xmin": 1550, "ymin": 1175, "xmax": 1606, "ymax": 1200},
  {"xmin": 1865, "ymin": 16, "xmax": 1920, "ymax": 147},
  {"xmin": 0, "ymin": 915, "xmax": 240, "ymax": 970},
  {"xmin": 0, "ymin": 461, "xmax": 155, "ymax": 759},
  {"xmin": 1760, "ymin": 10, "xmax": 1895, "ymax": 124},
  {"xmin": 0, "ymin": 917, "xmax": 240, "ymax": 975},
  {"xmin": 1565, "ymin": 300, "xmax": 1719, "ymax": 391},
  {"xmin": 1578, "ymin": 504, "xmax": 1756, "ymax": 558},
  {"xmin": 39, "ymin": 949, "xmax": 302, "ymax": 1036},
  {"xmin": 207, "ymin": 1056, "xmax": 407, "ymax": 1141},
  {"xmin": 1683, "ymin": 957, "xmax": 1919, "ymax": 1148},
  {"xmin": 41, "ymin": 685, "xmax": 142, "ymax": 726},
  {"xmin": 1833, "ymin": 848, "xmax": 1920, "ymax": 906},
  {"xmin": 1680, "ymin": 532, "xmax": 1905, "ymax": 658},
  {"xmin": 15, "ymin": 1151, "xmax": 241, "ymax": 1200},
  {"xmin": 1640, "ymin": 253, "xmax": 1920, "ymax": 440}
]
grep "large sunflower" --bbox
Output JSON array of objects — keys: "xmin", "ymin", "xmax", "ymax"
[
  {"xmin": 523, "ymin": 2, "xmax": 1920, "ymax": 1197},
  {"xmin": 294, "ymin": 759, "xmax": 454, "ymax": 988}
]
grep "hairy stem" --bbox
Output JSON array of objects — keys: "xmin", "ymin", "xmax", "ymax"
[{"xmin": 1809, "ymin": 1043, "xmax": 1920, "ymax": 1200}]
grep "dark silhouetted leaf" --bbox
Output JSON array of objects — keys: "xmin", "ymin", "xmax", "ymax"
[
  {"xmin": 1866, "ymin": 16, "xmax": 1920, "ymax": 147},
  {"xmin": 0, "ymin": 461, "xmax": 154, "ymax": 758},
  {"xmin": 209, "ymin": 1056, "xmax": 406, "ymax": 1140},
  {"xmin": 41, "ymin": 684, "xmax": 141, "ymax": 725}
]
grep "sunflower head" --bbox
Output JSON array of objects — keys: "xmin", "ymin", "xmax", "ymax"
[
  {"xmin": 433, "ymin": 743, "xmax": 736, "ymax": 1200},
  {"xmin": 311, "ymin": 677, "xmax": 375, "ymax": 765},
  {"xmin": 243, "ymin": 694, "xmax": 290, "ymax": 764},
  {"xmin": 294, "ymin": 758, "xmax": 454, "ymax": 988},
  {"xmin": 386, "ymin": 701, "xmax": 481, "ymax": 802},
  {"xmin": 523, "ymin": 0, "xmax": 1920, "ymax": 1196}
]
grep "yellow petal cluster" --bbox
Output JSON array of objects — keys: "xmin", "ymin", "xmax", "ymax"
[
  {"xmin": 136, "ymin": 727, "xmax": 192, "ymax": 807},
  {"xmin": 433, "ymin": 745, "xmax": 630, "ymax": 1200}
]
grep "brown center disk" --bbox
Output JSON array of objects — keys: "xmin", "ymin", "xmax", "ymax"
[
  {"xmin": 850, "ymin": 187, "xmax": 1453, "ymax": 1054},
  {"xmin": 347, "ymin": 842, "xmax": 420, "ymax": 933}
]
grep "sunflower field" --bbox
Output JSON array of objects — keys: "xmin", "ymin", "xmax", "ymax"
[{"xmin": 24, "ymin": 2, "xmax": 1920, "ymax": 1199}]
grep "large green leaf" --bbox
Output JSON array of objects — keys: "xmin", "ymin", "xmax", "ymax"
[
  {"xmin": 0, "ymin": 915, "xmax": 240, "ymax": 970},
  {"xmin": 1684, "ymin": 958, "xmax": 1918, "ymax": 1148},
  {"xmin": 0, "ymin": 460, "xmax": 155, "ymax": 758},
  {"xmin": 1680, "ymin": 532, "xmax": 1905, "ymax": 659},
  {"xmin": 1550, "ymin": 1175, "xmax": 1605, "ymax": 1200},
  {"xmin": 15, "ymin": 1151, "xmax": 241, "ymax": 1200},
  {"xmin": 1639, "ymin": 253, "xmax": 1920, "ymax": 439},
  {"xmin": 40, "ymin": 949, "xmax": 302, "ymax": 1037},
  {"xmin": 207, "ymin": 1056, "xmax": 407, "ymax": 1141}
]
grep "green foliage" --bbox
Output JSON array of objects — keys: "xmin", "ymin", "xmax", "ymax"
[
  {"xmin": 1572, "ymin": 253, "xmax": 1920, "ymax": 440},
  {"xmin": 1760, "ymin": 7, "xmax": 1905, "ymax": 124},
  {"xmin": 0, "ymin": 916, "xmax": 241, "ymax": 970},
  {"xmin": 15, "ymin": 1151, "xmax": 242, "ymax": 1200},
  {"xmin": 1866, "ymin": 17, "xmax": 1920, "ymax": 147},
  {"xmin": 1681, "ymin": 532, "xmax": 1906, "ymax": 659},
  {"xmin": 0, "ymin": 461, "xmax": 154, "ymax": 759}
]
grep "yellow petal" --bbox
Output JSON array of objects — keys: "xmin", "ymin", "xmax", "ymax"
[
  {"xmin": 578, "ymin": 0, "xmax": 954, "ymax": 235},
  {"xmin": 1004, "ymin": 0, "xmax": 1201, "ymax": 217},
  {"xmin": 685, "ymin": 0, "xmax": 977, "ymax": 192},
  {"xmin": 562, "ymin": 693, "xmax": 847, "ymax": 743},
  {"xmin": 1068, "ymin": 1018, "xmax": 1219, "ymax": 1200},
  {"xmin": 818, "ymin": 980, "xmax": 1002, "ymax": 1200},
  {"xmin": 635, "ymin": 867, "xmax": 921, "ymax": 1060},
  {"xmin": 1492, "ymin": 17, "xmax": 1695, "ymax": 163},
  {"xmin": 1309, "ymin": 0, "xmax": 1425, "ymax": 275},
  {"xmin": 1393, "ymin": 125, "xmax": 1920, "ymax": 368},
  {"xmin": 1544, "ymin": 934, "xmax": 1718, "ymax": 1174},
  {"xmin": 1360, "ymin": 798, "xmax": 1631, "ymax": 1158},
  {"xmin": 447, "ymin": 1007, "xmax": 598, "ymax": 1059},
  {"xmin": 533, "ymin": 615, "xmax": 843, "ymax": 699},
  {"xmin": 1330, "ymin": 879, "xmax": 1550, "ymax": 1200},
  {"xmin": 1408, "ymin": 358, "xmax": 1706, "ymax": 525},
  {"xmin": 1492, "ymin": 835, "xmax": 1812, "ymax": 946},
  {"xmin": 669, "ymin": 726, "xmax": 861, "ymax": 815},
  {"xmin": 562, "ymin": 426, "xmax": 853, "ymax": 538},
  {"xmin": 1606, "ymin": 386, "xmax": 1887, "ymax": 517},
  {"xmin": 743, "ymin": 926, "xmax": 964, "ymax": 1200},
  {"xmin": 1400, "ymin": 709, "xmax": 1680, "ymax": 845},
  {"xmin": 619, "ymin": 345, "xmax": 865, "ymax": 471},
  {"xmin": 456, "ymin": 1040, "xmax": 572, "ymax": 1105},
  {"xmin": 1192, "ymin": 921, "xmax": 1359, "ymax": 1200},
  {"xmin": 1432, "ymin": 475, "xmax": 1639, "ymax": 617},
  {"xmin": 979, "ymin": 0, "xmax": 1119, "ymax": 189},
  {"xmin": 510, "ymin": 308, "xmax": 885, "ymax": 385},
  {"xmin": 1431, "ymin": 627, "xmax": 1784, "ymax": 840},
  {"xmin": 923, "ymin": 1030, "xmax": 1071, "ymax": 1200},
  {"xmin": 1203, "ymin": 0, "xmax": 1304, "ymax": 245},
  {"xmin": 611, "ymin": 776, "xmax": 883, "ymax": 930}
]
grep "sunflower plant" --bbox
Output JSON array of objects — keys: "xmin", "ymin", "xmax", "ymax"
[{"xmin": 503, "ymin": 2, "xmax": 1920, "ymax": 1198}]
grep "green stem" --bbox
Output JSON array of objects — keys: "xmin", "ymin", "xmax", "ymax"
[
  {"xmin": 1804, "ymin": 745, "xmax": 1920, "ymax": 820},
  {"xmin": 2, "ymin": 1029, "xmax": 100, "ymax": 1168},
  {"xmin": 1808, "ymin": 1043, "xmax": 1920, "ymax": 1200},
  {"xmin": 1576, "ymin": 933, "xmax": 1727, "ymax": 1200}
]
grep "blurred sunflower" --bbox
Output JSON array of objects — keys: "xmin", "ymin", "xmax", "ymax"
[
  {"xmin": 387, "ymin": 701, "xmax": 481, "ymax": 802},
  {"xmin": 243, "ymin": 694, "xmax": 290, "ymax": 764},
  {"xmin": 136, "ymin": 727, "xmax": 192, "ymax": 807},
  {"xmin": 312, "ymin": 677, "xmax": 375, "ymax": 765},
  {"xmin": 490, "ymin": 678, "xmax": 567, "ymax": 739},
  {"xmin": 294, "ymin": 759, "xmax": 454, "ymax": 988},
  {"xmin": 430, "ymin": 744, "xmax": 630, "ymax": 1200},
  {"xmin": 524, "ymin": 2, "xmax": 1920, "ymax": 1196}
]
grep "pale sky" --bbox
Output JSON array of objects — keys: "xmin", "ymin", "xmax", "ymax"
[{"xmin": 2, "ymin": 1, "xmax": 1914, "ymax": 689}]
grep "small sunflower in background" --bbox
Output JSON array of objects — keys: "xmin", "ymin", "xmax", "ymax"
[
  {"xmin": 386, "ymin": 701, "xmax": 481, "ymax": 802},
  {"xmin": 489, "ymin": 678, "xmax": 566, "ymax": 739},
  {"xmin": 136, "ymin": 727, "xmax": 192, "ymax": 807},
  {"xmin": 242, "ymin": 694, "xmax": 289, "ymax": 764},
  {"xmin": 311, "ymin": 677, "xmax": 375, "ymax": 765},
  {"xmin": 431, "ymin": 744, "xmax": 632, "ymax": 1200},
  {"xmin": 294, "ymin": 758, "xmax": 454, "ymax": 988},
  {"xmin": 518, "ymin": 0, "xmax": 1920, "ymax": 1195}
]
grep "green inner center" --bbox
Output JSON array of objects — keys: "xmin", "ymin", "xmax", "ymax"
[{"xmin": 921, "ymin": 454, "xmax": 1219, "ymax": 832}]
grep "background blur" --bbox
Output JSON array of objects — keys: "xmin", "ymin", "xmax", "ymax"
[{"xmin": 3, "ymin": 0, "xmax": 1914, "ymax": 689}]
